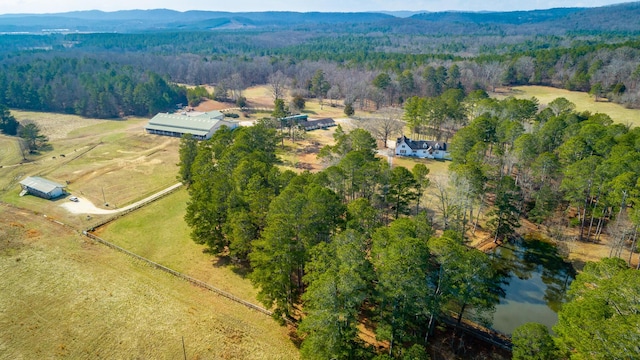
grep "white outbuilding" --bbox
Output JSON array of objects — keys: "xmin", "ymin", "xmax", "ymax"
[{"xmin": 19, "ymin": 176, "xmax": 66, "ymax": 199}]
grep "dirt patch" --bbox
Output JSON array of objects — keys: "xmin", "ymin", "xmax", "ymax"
[
  {"xmin": 194, "ymin": 99, "xmax": 234, "ymax": 112},
  {"xmin": 25, "ymin": 229, "xmax": 41, "ymax": 238}
]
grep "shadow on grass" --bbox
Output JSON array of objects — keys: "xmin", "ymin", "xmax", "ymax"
[{"xmin": 212, "ymin": 255, "xmax": 251, "ymax": 278}]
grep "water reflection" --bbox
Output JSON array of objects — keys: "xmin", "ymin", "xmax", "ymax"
[{"xmin": 489, "ymin": 235, "xmax": 576, "ymax": 335}]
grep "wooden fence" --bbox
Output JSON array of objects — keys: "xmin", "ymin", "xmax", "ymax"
[{"xmin": 83, "ymin": 231, "xmax": 273, "ymax": 316}]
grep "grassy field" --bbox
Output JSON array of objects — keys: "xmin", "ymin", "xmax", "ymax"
[
  {"xmin": 0, "ymin": 113, "xmax": 181, "ymax": 229},
  {"xmin": 1, "ymin": 109, "xmax": 301, "ymax": 358},
  {"xmin": 392, "ymin": 156, "xmax": 450, "ymax": 178},
  {"xmin": 0, "ymin": 136, "xmax": 23, "ymax": 165},
  {"xmin": 93, "ymin": 188, "xmax": 261, "ymax": 302},
  {"xmin": 498, "ymin": 86, "xmax": 640, "ymax": 127},
  {"xmin": 0, "ymin": 205, "xmax": 298, "ymax": 359}
]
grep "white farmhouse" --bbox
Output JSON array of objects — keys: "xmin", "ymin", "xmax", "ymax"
[{"xmin": 395, "ymin": 135, "xmax": 450, "ymax": 160}]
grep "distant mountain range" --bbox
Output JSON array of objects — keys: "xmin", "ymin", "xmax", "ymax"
[{"xmin": 1, "ymin": 2, "xmax": 639, "ymax": 34}]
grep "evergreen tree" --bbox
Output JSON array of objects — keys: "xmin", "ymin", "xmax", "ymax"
[
  {"xmin": 487, "ymin": 175, "xmax": 522, "ymax": 243},
  {"xmin": 512, "ymin": 323, "xmax": 557, "ymax": 360},
  {"xmin": 0, "ymin": 104, "xmax": 19, "ymax": 135},
  {"xmin": 553, "ymin": 258, "xmax": 640, "ymax": 359},
  {"xmin": 18, "ymin": 122, "xmax": 49, "ymax": 153},
  {"xmin": 386, "ymin": 166, "xmax": 418, "ymax": 219},
  {"xmin": 344, "ymin": 102, "xmax": 355, "ymax": 117},
  {"xmin": 177, "ymin": 133, "xmax": 198, "ymax": 186},
  {"xmin": 299, "ymin": 231, "xmax": 372, "ymax": 359},
  {"xmin": 372, "ymin": 218, "xmax": 431, "ymax": 356}
]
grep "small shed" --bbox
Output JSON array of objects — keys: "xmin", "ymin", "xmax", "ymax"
[{"xmin": 19, "ymin": 176, "xmax": 66, "ymax": 199}]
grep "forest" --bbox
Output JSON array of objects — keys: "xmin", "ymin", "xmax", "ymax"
[
  {"xmin": 2, "ymin": 4, "xmax": 640, "ymax": 119},
  {"xmin": 178, "ymin": 86, "xmax": 640, "ymax": 357},
  {"xmin": 2, "ymin": 3, "xmax": 640, "ymax": 358}
]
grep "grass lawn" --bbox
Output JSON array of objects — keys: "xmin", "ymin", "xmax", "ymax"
[
  {"xmin": 498, "ymin": 86, "xmax": 640, "ymax": 127},
  {"xmin": 93, "ymin": 188, "xmax": 261, "ymax": 302},
  {"xmin": 0, "ymin": 135, "xmax": 23, "ymax": 166},
  {"xmin": 0, "ymin": 205, "xmax": 299, "ymax": 359},
  {"xmin": 392, "ymin": 155, "xmax": 450, "ymax": 178}
]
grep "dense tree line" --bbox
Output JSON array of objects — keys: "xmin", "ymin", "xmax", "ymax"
[
  {"xmin": 0, "ymin": 56, "xmax": 185, "ymax": 118},
  {"xmin": 2, "ymin": 29, "xmax": 640, "ymax": 120},
  {"xmin": 443, "ymin": 92, "xmax": 640, "ymax": 263},
  {"xmin": 181, "ymin": 123, "xmax": 503, "ymax": 358}
]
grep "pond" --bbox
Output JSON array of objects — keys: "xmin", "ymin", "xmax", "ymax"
[{"xmin": 489, "ymin": 236, "xmax": 576, "ymax": 335}]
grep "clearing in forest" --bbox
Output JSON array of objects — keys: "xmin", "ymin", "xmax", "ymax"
[{"xmin": 497, "ymin": 85, "xmax": 640, "ymax": 127}]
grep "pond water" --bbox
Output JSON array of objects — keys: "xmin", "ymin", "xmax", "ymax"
[{"xmin": 489, "ymin": 236, "xmax": 576, "ymax": 335}]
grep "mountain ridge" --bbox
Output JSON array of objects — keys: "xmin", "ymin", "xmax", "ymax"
[{"xmin": 0, "ymin": 3, "xmax": 639, "ymax": 33}]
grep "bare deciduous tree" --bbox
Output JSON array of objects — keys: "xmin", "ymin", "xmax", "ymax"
[
  {"xmin": 268, "ymin": 70, "xmax": 288, "ymax": 101},
  {"xmin": 359, "ymin": 107, "xmax": 405, "ymax": 148}
]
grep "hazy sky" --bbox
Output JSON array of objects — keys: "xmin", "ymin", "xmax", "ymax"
[{"xmin": 0, "ymin": 0, "xmax": 629, "ymax": 15}]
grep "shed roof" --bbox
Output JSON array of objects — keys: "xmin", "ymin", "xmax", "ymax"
[{"xmin": 19, "ymin": 176, "xmax": 65, "ymax": 194}]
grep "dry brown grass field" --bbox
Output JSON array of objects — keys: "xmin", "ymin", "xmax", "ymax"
[
  {"xmin": 0, "ymin": 112, "xmax": 181, "ymax": 229},
  {"xmin": 0, "ymin": 204, "xmax": 299, "ymax": 359}
]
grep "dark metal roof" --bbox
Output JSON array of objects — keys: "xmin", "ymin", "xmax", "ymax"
[{"xmin": 396, "ymin": 135, "xmax": 447, "ymax": 151}]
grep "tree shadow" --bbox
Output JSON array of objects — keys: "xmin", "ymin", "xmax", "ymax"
[{"xmin": 212, "ymin": 255, "xmax": 251, "ymax": 278}]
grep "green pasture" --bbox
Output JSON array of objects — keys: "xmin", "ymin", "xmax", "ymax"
[
  {"xmin": 95, "ymin": 188, "xmax": 261, "ymax": 302},
  {"xmin": 501, "ymin": 86, "xmax": 640, "ymax": 127}
]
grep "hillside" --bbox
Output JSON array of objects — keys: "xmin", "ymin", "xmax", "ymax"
[
  {"xmin": 1, "ymin": 3, "xmax": 640, "ymax": 33},
  {"xmin": 0, "ymin": 10, "xmax": 392, "ymax": 32}
]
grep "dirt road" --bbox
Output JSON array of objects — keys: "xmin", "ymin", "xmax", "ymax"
[{"xmin": 60, "ymin": 182, "xmax": 182, "ymax": 215}]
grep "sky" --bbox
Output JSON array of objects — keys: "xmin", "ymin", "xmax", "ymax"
[{"xmin": 0, "ymin": 0, "xmax": 629, "ymax": 15}]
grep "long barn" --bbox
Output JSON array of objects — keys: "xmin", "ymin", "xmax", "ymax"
[{"xmin": 145, "ymin": 111, "xmax": 239, "ymax": 140}]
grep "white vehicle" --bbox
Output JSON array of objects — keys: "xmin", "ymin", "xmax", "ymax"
[{"xmin": 68, "ymin": 196, "xmax": 79, "ymax": 202}]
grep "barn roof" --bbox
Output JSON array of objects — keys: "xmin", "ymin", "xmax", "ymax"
[
  {"xmin": 145, "ymin": 111, "xmax": 225, "ymax": 133},
  {"xmin": 19, "ymin": 176, "xmax": 65, "ymax": 194}
]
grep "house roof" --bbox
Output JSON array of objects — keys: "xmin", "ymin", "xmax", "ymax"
[
  {"xmin": 397, "ymin": 135, "xmax": 447, "ymax": 151},
  {"xmin": 19, "ymin": 176, "xmax": 65, "ymax": 194}
]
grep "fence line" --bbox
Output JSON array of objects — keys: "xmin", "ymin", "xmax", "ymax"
[
  {"xmin": 220, "ymin": 107, "xmax": 273, "ymax": 113},
  {"xmin": 86, "ymin": 183, "xmax": 182, "ymax": 231},
  {"xmin": 83, "ymin": 231, "xmax": 273, "ymax": 316},
  {"xmin": 440, "ymin": 314, "xmax": 512, "ymax": 351}
]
